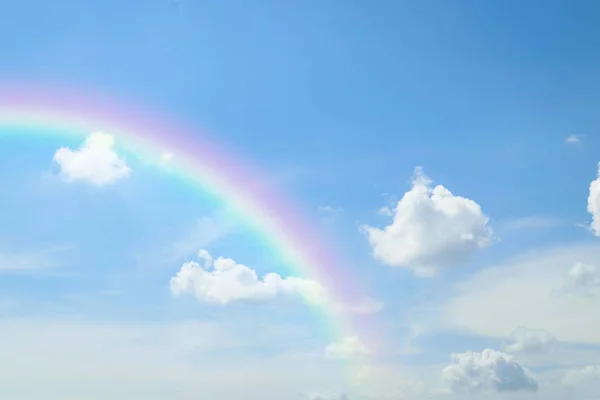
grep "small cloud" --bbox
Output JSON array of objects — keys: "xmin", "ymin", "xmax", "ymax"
[
  {"xmin": 158, "ymin": 152, "xmax": 173, "ymax": 167},
  {"xmin": 325, "ymin": 336, "xmax": 371, "ymax": 360},
  {"xmin": 169, "ymin": 249, "xmax": 327, "ymax": 305},
  {"xmin": 53, "ymin": 132, "xmax": 131, "ymax": 186},
  {"xmin": 442, "ymin": 349, "xmax": 538, "ymax": 393},
  {"xmin": 565, "ymin": 134, "xmax": 585, "ymax": 144}
]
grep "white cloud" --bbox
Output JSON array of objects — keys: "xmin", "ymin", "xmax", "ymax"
[
  {"xmin": 587, "ymin": 163, "xmax": 600, "ymax": 236},
  {"xmin": 158, "ymin": 151, "xmax": 173, "ymax": 166},
  {"xmin": 566, "ymin": 262, "xmax": 600, "ymax": 291},
  {"xmin": 506, "ymin": 327, "xmax": 557, "ymax": 354},
  {"xmin": 53, "ymin": 132, "xmax": 131, "ymax": 186},
  {"xmin": 439, "ymin": 243, "xmax": 600, "ymax": 344},
  {"xmin": 362, "ymin": 167, "xmax": 493, "ymax": 277},
  {"xmin": 325, "ymin": 336, "xmax": 371, "ymax": 360},
  {"xmin": 442, "ymin": 349, "xmax": 538, "ymax": 393},
  {"xmin": 169, "ymin": 250, "xmax": 327, "ymax": 305},
  {"xmin": 565, "ymin": 134, "xmax": 584, "ymax": 144}
]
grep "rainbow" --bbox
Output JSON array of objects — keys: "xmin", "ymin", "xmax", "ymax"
[{"xmin": 0, "ymin": 83, "xmax": 381, "ymax": 358}]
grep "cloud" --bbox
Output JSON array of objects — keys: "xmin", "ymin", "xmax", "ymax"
[
  {"xmin": 350, "ymin": 364, "xmax": 428, "ymax": 400},
  {"xmin": 305, "ymin": 392, "xmax": 349, "ymax": 400},
  {"xmin": 498, "ymin": 215, "xmax": 563, "ymax": 231},
  {"xmin": 566, "ymin": 262, "xmax": 600, "ymax": 292},
  {"xmin": 563, "ymin": 365, "xmax": 600, "ymax": 395},
  {"xmin": 324, "ymin": 336, "xmax": 371, "ymax": 360},
  {"xmin": 439, "ymin": 242, "xmax": 600, "ymax": 344},
  {"xmin": 0, "ymin": 245, "xmax": 72, "ymax": 273},
  {"xmin": 442, "ymin": 349, "xmax": 538, "ymax": 393},
  {"xmin": 53, "ymin": 132, "xmax": 131, "ymax": 186},
  {"xmin": 0, "ymin": 318, "xmax": 348, "ymax": 399},
  {"xmin": 362, "ymin": 167, "xmax": 493, "ymax": 277},
  {"xmin": 565, "ymin": 134, "xmax": 584, "ymax": 144},
  {"xmin": 506, "ymin": 327, "xmax": 557, "ymax": 354},
  {"xmin": 169, "ymin": 216, "xmax": 237, "ymax": 262},
  {"xmin": 169, "ymin": 250, "xmax": 327, "ymax": 305},
  {"xmin": 158, "ymin": 151, "xmax": 173, "ymax": 166},
  {"xmin": 587, "ymin": 163, "xmax": 600, "ymax": 236}
]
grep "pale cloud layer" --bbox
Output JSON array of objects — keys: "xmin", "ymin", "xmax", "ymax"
[
  {"xmin": 363, "ymin": 167, "xmax": 493, "ymax": 277},
  {"xmin": 53, "ymin": 132, "xmax": 131, "ymax": 186},
  {"xmin": 169, "ymin": 250, "xmax": 327, "ymax": 305},
  {"xmin": 442, "ymin": 349, "xmax": 538, "ymax": 393},
  {"xmin": 0, "ymin": 318, "xmax": 347, "ymax": 400},
  {"xmin": 324, "ymin": 336, "xmax": 371, "ymax": 360},
  {"xmin": 506, "ymin": 327, "xmax": 557, "ymax": 355},
  {"xmin": 439, "ymin": 243, "xmax": 600, "ymax": 344}
]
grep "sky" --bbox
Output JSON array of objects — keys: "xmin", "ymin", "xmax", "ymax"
[{"xmin": 1, "ymin": 0, "xmax": 600, "ymax": 399}]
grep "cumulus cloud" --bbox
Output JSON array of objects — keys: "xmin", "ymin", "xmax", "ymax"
[
  {"xmin": 587, "ymin": 163, "xmax": 600, "ymax": 236},
  {"xmin": 506, "ymin": 327, "xmax": 557, "ymax": 355},
  {"xmin": 362, "ymin": 167, "xmax": 493, "ymax": 277},
  {"xmin": 325, "ymin": 337, "xmax": 371, "ymax": 360},
  {"xmin": 53, "ymin": 132, "xmax": 131, "ymax": 186},
  {"xmin": 169, "ymin": 250, "xmax": 327, "ymax": 305},
  {"xmin": 442, "ymin": 349, "xmax": 538, "ymax": 393}
]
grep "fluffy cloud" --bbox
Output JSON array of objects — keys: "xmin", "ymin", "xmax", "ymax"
[
  {"xmin": 363, "ymin": 167, "xmax": 493, "ymax": 277},
  {"xmin": 442, "ymin": 349, "xmax": 538, "ymax": 393},
  {"xmin": 324, "ymin": 336, "xmax": 371, "ymax": 360},
  {"xmin": 169, "ymin": 250, "xmax": 327, "ymax": 305},
  {"xmin": 587, "ymin": 163, "xmax": 600, "ymax": 236},
  {"xmin": 53, "ymin": 132, "xmax": 131, "ymax": 186},
  {"xmin": 506, "ymin": 327, "xmax": 557, "ymax": 355}
]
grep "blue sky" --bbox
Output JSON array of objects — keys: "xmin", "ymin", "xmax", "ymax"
[{"xmin": 2, "ymin": 0, "xmax": 600, "ymax": 399}]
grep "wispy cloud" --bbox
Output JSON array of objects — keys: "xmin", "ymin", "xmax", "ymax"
[
  {"xmin": 497, "ymin": 215, "xmax": 563, "ymax": 231},
  {"xmin": 0, "ymin": 244, "xmax": 72, "ymax": 273},
  {"xmin": 565, "ymin": 134, "xmax": 585, "ymax": 144}
]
